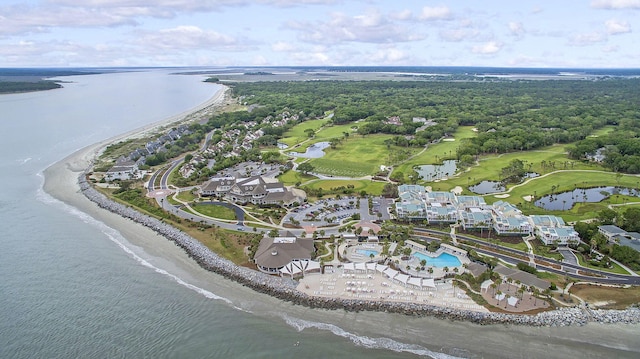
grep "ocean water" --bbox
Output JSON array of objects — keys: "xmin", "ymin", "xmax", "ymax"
[{"xmin": 1, "ymin": 69, "xmax": 639, "ymax": 359}]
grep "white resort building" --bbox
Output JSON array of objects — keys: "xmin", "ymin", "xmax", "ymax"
[
  {"xmin": 395, "ymin": 184, "xmax": 580, "ymax": 245},
  {"xmin": 200, "ymin": 175, "xmax": 306, "ymax": 206}
]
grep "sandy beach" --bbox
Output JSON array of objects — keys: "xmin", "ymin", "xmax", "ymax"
[{"xmin": 42, "ymin": 85, "xmax": 229, "ymax": 265}]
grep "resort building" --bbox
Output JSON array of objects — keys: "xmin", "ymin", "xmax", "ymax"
[
  {"xmin": 200, "ymin": 175, "xmax": 306, "ymax": 206},
  {"xmin": 253, "ymin": 236, "xmax": 315, "ymax": 274},
  {"xmin": 395, "ymin": 187, "xmax": 581, "ymax": 244},
  {"xmin": 529, "ymin": 215, "xmax": 580, "ymax": 246},
  {"xmin": 104, "ymin": 159, "xmax": 143, "ymax": 182},
  {"xmin": 491, "ymin": 200, "xmax": 532, "ymax": 236},
  {"xmin": 395, "ymin": 184, "xmax": 428, "ymax": 219},
  {"xmin": 598, "ymin": 225, "xmax": 628, "ymax": 242},
  {"xmin": 395, "ymin": 185, "xmax": 458, "ymax": 223},
  {"xmin": 459, "ymin": 209, "xmax": 493, "ymax": 230}
]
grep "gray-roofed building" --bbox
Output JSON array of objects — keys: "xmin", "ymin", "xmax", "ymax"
[
  {"xmin": 466, "ymin": 262, "xmax": 488, "ymax": 277},
  {"xmin": 459, "ymin": 209, "xmax": 493, "ymax": 230},
  {"xmin": 529, "ymin": 215, "xmax": 579, "ymax": 246},
  {"xmin": 200, "ymin": 175, "xmax": 305, "ymax": 206},
  {"xmin": 598, "ymin": 225, "xmax": 627, "ymax": 242},
  {"xmin": 253, "ymin": 236, "xmax": 315, "ymax": 274},
  {"xmin": 104, "ymin": 160, "xmax": 141, "ymax": 181},
  {"xmin": 494, "ymin": 265, "xmax": 551, "ymax": 291}
]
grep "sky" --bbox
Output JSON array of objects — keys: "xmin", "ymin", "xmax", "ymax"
[{"xmin": 0, "ymin": 0, "xmax": 638, "ymax": 68}]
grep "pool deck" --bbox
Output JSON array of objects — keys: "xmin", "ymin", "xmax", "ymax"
[{"xmin": 297, "ymin": 270, "xmax": 488, "ymax": 312}]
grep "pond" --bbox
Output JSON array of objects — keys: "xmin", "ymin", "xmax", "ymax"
[
  {"xmin": 469, "ymin": 173, "xmax": 540, "ymax": 195},
  {"xmin": 534, "ymin": 186, "xmax": 640, "ymax": 211},
  {"xmin": 277, "ymin": 142, "xmax": 289, "ymax": 149},
  {"xmin": 415, "ymin": 160, "xmax": 457, "ymax": 181},
  {"xmin": 287, "ymin": 141, "xmax": 330, "ymax": 158},
  {"xmin": 470, "ymin": 180, "xmax": 505, "ymax": 194}
]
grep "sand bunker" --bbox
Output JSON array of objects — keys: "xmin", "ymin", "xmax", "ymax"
[{"xmin": 494, "ymin": 194, "xmax": 510, "ymax": 198}]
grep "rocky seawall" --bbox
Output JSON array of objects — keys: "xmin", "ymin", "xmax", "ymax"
[{"xmin": 79, "ymin": 175, "xmax": 640, "ymax": 327}]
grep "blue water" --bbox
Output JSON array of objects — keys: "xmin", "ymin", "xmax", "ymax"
[
  {"xmin": 288, "ymin": 141, "xmax": 330, "ymax": 158},
  {"xmin": 413, "ymin": 252, "xmax": 462, "ymax": 268},
  {"xmin": 357, "ymin": 249, "xmax": 379, "ymax": 257}
]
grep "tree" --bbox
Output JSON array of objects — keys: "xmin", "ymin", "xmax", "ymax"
[
  {"xmin": 622, "ymin": 207, "xmax": 640, "ymax": 232},
  {"xmin": 304, "ymin": 128, "xmax": 315, "ymax": 138},
  {"xmin": 597, "ymin": 208, "xmax": 618, "ymax": 225},
  {"xmin": 297, "ymin": 162, "xmax": 314, "ymax": 175}
]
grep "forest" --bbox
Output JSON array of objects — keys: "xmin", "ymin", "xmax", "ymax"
[
  {"xmin": 230, "ymin": 79, "xmax": 640, "ymax": 167},
  {"xmin": 0, "ymin": 80, "xmax": 62, "ymax": 94}
]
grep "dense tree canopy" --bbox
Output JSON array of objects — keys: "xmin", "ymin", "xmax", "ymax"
[{"xmin": 230, "ymin": 79, "xmax": 640, "ymax": 159}]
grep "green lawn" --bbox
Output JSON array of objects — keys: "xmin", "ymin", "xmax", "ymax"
[
  {"xmin": 392, "ymin": 126, "xmax": 477, "ymax": 177},
  {"xmin": 279, "ymin": 118, "xmax": 328, "ymax": 146},
  {"xmin": 286, "ymin": 123, "xmax": 359, "ymax": 153},
  {"xmin": 308, "ymin": 134, "xmax": 417, "ymax": 177},
  {"xmin": 278, "ymin": 169, "xmax": 317, "ymax": 186},
  {"xmin": 575, "ymin": 252, "xmax": 632, "ymax": 275},
  {"xmin": 191, "ymin": 203, "xmax": 237, "ymax": 220},
  {"xmin": 176, "ymin": 190, "xmax": 196, "ymax": 202}
]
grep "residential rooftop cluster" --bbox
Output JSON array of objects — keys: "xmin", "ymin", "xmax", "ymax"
[{"xmin": 395, "ymin": 184, "xmax": 580, "ymax": 246}]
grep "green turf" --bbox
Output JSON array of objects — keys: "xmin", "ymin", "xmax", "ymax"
[
  {"xmin": 279, "ymin": 118, "xmax": 328, "ymax": 146},
  {"xmin": 278, "ymin": 169, "xmax": 317, "ymax": 186},
  {"xmin": 307, "ymin": 134, "xmax": 418, "ymax": 177},
  {"xmin": 392, "ymin": 126, "xmax": 477, "ymax": 176},
  {"xmin": 191, "ymin": 203, "xmax": 237, "ymax": 220}
]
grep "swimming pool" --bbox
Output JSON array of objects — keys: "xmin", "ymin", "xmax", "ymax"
[
  {"xmin": 356, "ymin": 249, "xmax": 379, "ymax": 257},
  {"xmin": 412, "ymin": 252, "xmax": 461, "ymax": 268}
]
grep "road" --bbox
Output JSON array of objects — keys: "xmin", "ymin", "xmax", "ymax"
[{"xmin": 413, "ymin": 227, "xmax": 640, "ymax": 285}]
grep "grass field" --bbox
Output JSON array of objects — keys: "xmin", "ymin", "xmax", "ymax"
[
  {"xmin": 392, "ymin": 126, "xmax": 477, "ymax": 177},
  {"xmin": 191, "ymin": 203, "xmax": 237, "ymax": 220},
  {"xmin": 175, "ymin": 190, "xmax": 196, "ymax": 202},
  {"xmin": 308, "ymin": 134, "xmax": 418, "ymax": 177},
  {"xmin": 278, "ymin": 169, "xmax": 317, "ymax": 186},
  {"xmin": 279, "ymin": 118, "xmax": 328, "ymax": 146}
]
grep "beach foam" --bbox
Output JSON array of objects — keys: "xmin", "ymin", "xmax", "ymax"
[{"xmin": 282, "ymin": 314, "xmax": 463, "ymax": 359}]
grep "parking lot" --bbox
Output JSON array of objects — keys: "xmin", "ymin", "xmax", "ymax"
[{"xmin": 283, "ymin": 196, "xmax": 391, "ymax": 227}]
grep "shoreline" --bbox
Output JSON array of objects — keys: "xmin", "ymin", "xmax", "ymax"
[{"xmin": 42, "ymin": 87, "xmax": 640, "ymax": 328}]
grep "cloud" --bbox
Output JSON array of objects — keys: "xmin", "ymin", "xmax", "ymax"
[
  {"xmin": 252, "ymin": 55, "xmax": 269, "ymax": 65},
  {"xmin": 370, "ymin": 46, "xmax": 408, "ymax": 63},
  {"xmin": 439, "ymin": 28, "xmax": 482, "ymax": 42},
  {"xmin": 418, "ymin": 6, "xmax": 452, "ymax": 21},
  {"xmin": 0, "ymin": 3, "xmax": 138, "ymax": 35},
  {"xmin": 131, "ymin": 26, "xmax": 250, "ymax": 51},
  {"xmin": 271, "ymin": 41, "xmax": 297, "ymax": 52},
  {"xmin": 605, "ymin": 19, "xmax": 631, "ymax": 34},
  {"xmin": 508, "ymin": 21, "xmax": 525, "ymax": 37},
  {"xmin": 591, "ymin": 0, "xmax": 640, "ymax": 9},
  {"xmin": 288, "ymin": 10, "xmax": 424, "ymax": 44},
  {"xmin": 568, "ymin": 31, "xmax": 606, "ymax": 46},
  {"xmin": 471, "ymin": 41, "xmax": 502, "ymax": 54},
  {"xmin": 390, "ymin": 9, "xmax": 413, "ymax": 21},
  {"xmin": 0, "ymin": 0, "xmax": 339, "ymax": 36}
]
